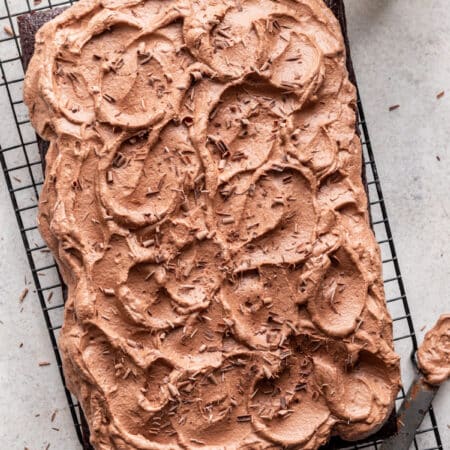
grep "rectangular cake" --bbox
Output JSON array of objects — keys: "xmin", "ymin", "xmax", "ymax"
[{"xmin": 21, "ymin": 1, "xmax": 401, "ymax": 449}]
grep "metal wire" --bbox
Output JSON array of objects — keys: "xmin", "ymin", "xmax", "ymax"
[{"xmin": 0, "ymin": 1, "xmax": 444, "ymax": 449}]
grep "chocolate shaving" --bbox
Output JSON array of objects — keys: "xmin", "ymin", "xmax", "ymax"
[
  {"xmin": 103, "ymin": 93, "xmax": 116, "ymax": 103},
  {"xmin": 4, "ymin": 25, "xmax": 13, "ymax": 36},
  {"xmin": 237, "ymin": 415, "xmax": 252, "ymax": 422},
  {"xmin": 19, "ymin": 287, "xmax": 29, "ymax": 303}
]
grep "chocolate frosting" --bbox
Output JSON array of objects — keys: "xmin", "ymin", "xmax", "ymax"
[
  {"xmin": 24, "ymin": 0, "xmax": 400, "ymax": 448},
  {"xmin": 418, "ymin": 315, "xmax": 450, "ymax": 386}
]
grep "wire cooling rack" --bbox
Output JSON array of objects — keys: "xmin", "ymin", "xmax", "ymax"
[{"xmin": 0, "ymin": 1, "xmax": 445, "ymax": 449}]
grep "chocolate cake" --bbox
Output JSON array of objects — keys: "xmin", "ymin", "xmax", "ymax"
[{"xmin": 21, "ymin": 1, "xmax": 400, "ymax": 449}]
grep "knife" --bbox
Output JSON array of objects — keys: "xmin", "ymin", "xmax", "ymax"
[
  {"xmin": 381, "ymin": 314, "xmax": 450, "ymax": 450},
  {"xmin": 380, "ymin": 375, "xmax": 439, "ymax": 450}
]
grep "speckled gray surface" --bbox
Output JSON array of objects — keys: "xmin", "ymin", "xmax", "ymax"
[{"xmin": 0, "ymin": 0, "xmax": 448, "ymax": 449}]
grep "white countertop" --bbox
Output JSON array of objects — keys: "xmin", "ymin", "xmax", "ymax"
[{"xmin": 0, "ymin": 0, "xmax": 449, "ymax": 449}]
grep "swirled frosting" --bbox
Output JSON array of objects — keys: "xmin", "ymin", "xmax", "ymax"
[
  {"xmin": 418, "ymin": 315, "xmax": 450, "ymax": 385},
  {"xmin": 24, "ymin": 0, "xmax": 401, "ymax": 448}
]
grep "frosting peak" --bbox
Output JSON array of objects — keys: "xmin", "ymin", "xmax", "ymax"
[{"xmin": 24, "ymin": 0, "xmax": 400, "ymax": 448}]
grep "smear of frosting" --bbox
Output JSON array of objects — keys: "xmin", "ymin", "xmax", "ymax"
[
  {"xmin": 418, "ymin": 315, "xmax": 450, "ymax": 385},
  {"xmin": 24, "ymin": 0, "xmax": 401, "ymax": 448}
]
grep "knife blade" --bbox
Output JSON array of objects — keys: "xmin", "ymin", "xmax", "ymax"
[{"xmin": 380, "ymin": 377, "xmax": 439, "ymax": 450}]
